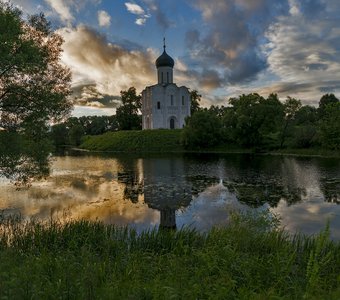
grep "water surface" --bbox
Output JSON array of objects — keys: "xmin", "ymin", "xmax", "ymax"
[{"xmin": 0, "ymin": 152, "xmax": 339, "ymax": 238}]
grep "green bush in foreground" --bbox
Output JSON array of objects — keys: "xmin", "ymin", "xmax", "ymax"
[{"xmin": 0, "ymin": 213, "xmax": 340, "ymax": 299}]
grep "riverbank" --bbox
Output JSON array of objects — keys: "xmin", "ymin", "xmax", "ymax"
[
  {"xmin": 0, "ymin": 213, "xmax": 339, "ymax": 299},
  {"xmin": 80, "ymin": 130, "xmax": 340, "ymax": 157}
]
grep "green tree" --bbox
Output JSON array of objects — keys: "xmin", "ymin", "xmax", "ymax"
[
  {"xmin": 280, "ymin": 97, "xmax": 302, "ymax": 148},
  {"xmin": 68, "ymin": 124, "xmax": 85, "ymax": 146},
  {"xmin": 181, "ymin": 110, "xmax": 221, "ymax": 149},
  {"xmin": 223, "ymin": 94, "xmax": 265, "ymax": 147},
  {"xmin": 318, "ymin": 93, "xmax": 339, "ymax": 118},
  {"xmin": 50, "ymin": 123, "xmax": 69, "ymax": 146},
  {"xmin": 0, "ymin": 4, "xmax": 72, "ymax": 137},
  {"xmin": 116, "ymin": 87, "xmax": 142, "ymax": 130},
  {"xmin": 319, "ymin": 102, "xmax": 340, "ymax": 149},
  {"xmin": 190, "ymin": 90, "xmax": 202, "ymax": 115},
  {"xmin": 293, "ymin": 105, "xmax": 318, "ymax": 148}
]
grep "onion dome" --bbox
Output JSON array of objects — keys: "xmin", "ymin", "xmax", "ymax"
[{"xmin": 155, "ymin": 40, "xmax": 174, "ymax": 68}]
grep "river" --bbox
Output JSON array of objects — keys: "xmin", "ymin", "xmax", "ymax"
[{"xmin": 0, "ymin": 152, "xmax": 339, "ymax": 239}]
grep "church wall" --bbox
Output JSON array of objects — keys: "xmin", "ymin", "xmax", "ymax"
[{"xmin": 142, "ymin": 84, "xmax": 190, "ymax": 130}]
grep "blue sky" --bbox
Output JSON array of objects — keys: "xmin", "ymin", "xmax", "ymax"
[{"xmin": 9, "ymin": 0, "xmax": 340, "ymax": 115}]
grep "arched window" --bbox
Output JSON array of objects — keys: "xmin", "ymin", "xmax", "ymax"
[
  {"xmin": 170, "ymin": 95, "xmax": 174, "ymax": 106},
  {"xmin": 157, "ymin": 101, "xmax": 161, "ymax": 109},
  {"xmin": 167, "ymin": 72, "xmax": 169, "ymax": 83}
]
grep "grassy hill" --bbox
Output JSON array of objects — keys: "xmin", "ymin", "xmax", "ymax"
[{"xmin": 80, "ymin": 129, "xmax": 183, "ymax": 152}]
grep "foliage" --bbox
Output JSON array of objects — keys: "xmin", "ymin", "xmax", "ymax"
[
  {"xmin": 223, "ymin": 93, "xmax": 284, "ymax": 147},
  {"xmin": 116, "ymin": 87, "xmax": 142, "ymax": 130},
  {"xmin": 68, "ymin": 124, "xmax": 85, "ymax": 146},
  {"xmin": 318, "ymin": 93, "xmax": 339, "ymax": 118},
  {"xmin": 190, "ymin": 90, "xmax": 202, "ymax": 115},
  {"xmin": 81, "ymin": 129, "xmax": 183, "ymax": 152},
  {"xmin": 182, "ymin": 110, "xmax": 221, "ymax": 149},
  {"xmin": 0, "ymin": 214, "xmax": 339, "ymax": 299},
  {"xmin": 0, "ymin": 132, "xmax": 50, "ymax": 185},
  {"xmin": 0, "ymin": 3, "xmax": 72, "ymax": 136},
  {"xmin": 318, "ymin": 102, "xmax": 340, "ymax": 150},
  {"xmin": 280, "ymin": 96, "xmax": 302, "ymax": 148},
  {"xmin": 50, "ymin": 115, "xmax": 118, "ymax": 146}
]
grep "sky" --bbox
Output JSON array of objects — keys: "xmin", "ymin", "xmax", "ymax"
[{"xmin": 8, "ymin": 0, "xmax": 340, "ymax": 116}]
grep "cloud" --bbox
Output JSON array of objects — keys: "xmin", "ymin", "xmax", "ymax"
[
  {"xmin": 72, "ymin": 84, "xmax": 121, "ymax": 107},
  {"xmin": 97, "ymin": 10, "xmax": 111, "ymax": 27},
  {"xmin": 135, "ymin": 17, "xmax": 147, "ymax": 25},
  {"xmin": 184, "ymin": 0, "xmax": 288, "ymax": 88},
  {"xmin": 263, "ymin": 0, "xmax": 340, "ymax": 104},
  {"xmin": 124, "ymin": 2, "xmax": 150, "ymax": 26},
  {"xmin": 142, "ymin": 0, "xmax": 172, "ymax": 30},
  {"xmin": 7, "ymin": 0, "xmax": 41, "ymax": 14},
  {"xmin": 125, "ymin": 2, "xmax": 145, "ymax": 15},
  {"xmin": 44, "ymin": 0, "xmax": 74, "ymax": 23},
  {"xmin": 58, "ymin": 25, "xmax": 156, "ymax": 106}
]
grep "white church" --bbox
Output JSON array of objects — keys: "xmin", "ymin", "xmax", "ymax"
[{"xmin": 141, "ymin": 42, "xmax": 190, "ymax": 129}]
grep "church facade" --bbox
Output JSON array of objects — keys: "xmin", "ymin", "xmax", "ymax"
[{"xmin": 141, "ymin": 43, "xmax": 190, "ymax": 129}]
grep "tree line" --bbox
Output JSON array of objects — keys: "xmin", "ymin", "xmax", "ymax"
[
  {"xmin": 50, "ymin": 87, "xmax": 142, "ymax": 146},
  {"xmin": 183, "ymin": 92, "xmax": 340, "ymax": 150}
]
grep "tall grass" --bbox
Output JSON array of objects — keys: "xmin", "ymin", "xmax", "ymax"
[{"xmin": 0, "ymin": 213, "xmax": 339, "ymax": 299}]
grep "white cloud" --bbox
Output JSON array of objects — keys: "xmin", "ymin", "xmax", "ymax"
[
  {"xmin": 135, "ymin": 17, "xmax": 146, "ymax": 25},
  {"xmin": 125, "ymin": 2, "xmax": 151, "ymax": 26},
  {"xmin": 44, "ymin": 0, "xmax": 74, "ymax": 23},
  {"xmin": 97, "ymin": 10, "xmax": 111, "ymax": 27},
  {"xmin": 125, "ymin": 2, "xmax": 145, "ymax": 15}
]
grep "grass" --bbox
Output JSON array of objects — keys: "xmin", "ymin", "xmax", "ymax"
[
  {"xmin": 79, "ymin": 130, "xmax": 340, "ymax": 158},
  {"xmin": 80, "ymin": 129, "xmax": 183, "ymax": 152},
  {"xmin": 0, "ymin": 212, "xmax": 340, "ymax": 299}
]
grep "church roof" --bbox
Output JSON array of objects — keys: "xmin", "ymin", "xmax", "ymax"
[{"xmin": 155, "ymin": 42, "xmax": 174, "ymax": 68}]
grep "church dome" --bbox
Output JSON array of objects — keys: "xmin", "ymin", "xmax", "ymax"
[{"xmin": 155, "ymin": 49, "xmax": 174, "ymax": 68}]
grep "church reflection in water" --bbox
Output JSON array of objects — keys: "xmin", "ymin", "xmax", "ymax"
[{"xmin": 117, "ymin": 157, "xmax": 193, "ymax": 229}]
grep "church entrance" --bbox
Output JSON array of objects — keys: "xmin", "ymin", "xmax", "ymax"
[{"xmin": 169, "ymin": 117, "xmax": 175, "ymax": 129}]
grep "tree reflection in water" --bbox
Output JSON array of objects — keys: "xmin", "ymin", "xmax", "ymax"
[
  {"xmin": 1, "ymin": 142, "xmax": 339, "ymax": 233},
  {"xmin": 116, "ymin": 154, "xmax": 340, "ymax": 229},
  {"xmin": 0, "ymin": 133, "xmax": 50, "ymax": 187}
]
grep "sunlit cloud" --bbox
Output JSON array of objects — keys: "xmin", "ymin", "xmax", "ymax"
[{"xmin": 58, "ymin": 25, "xmax": 156, "ymax": 106}]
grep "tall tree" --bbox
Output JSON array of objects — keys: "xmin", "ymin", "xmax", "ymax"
[
  {"xmin": 116, "ymin": 87, "xmax": 142, "ymax": 130},
  {"xmin": 280, "ymin": 97, "xmax": 302, "ymax": 148},
  {"xmin": 0, "ymin": 4, "xmax": 72, "ymax": 136},
  {"xmin": 319, "ymin": 102, "xmax": 340, "ymax": 150},
  {"xmin": 224, "ymin": 93, "xmax": 266, "ymax": 147},
  {"xmin": 318, "ymin": 93, "xmax": 339, "ymax": 118},
  {"xmin": 181, "ymin": 109, "xmax": 221, "ymax": 149},
  {"xmin": 190, "ymin": 90, "xmax": 202, "ymax": 115}
]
